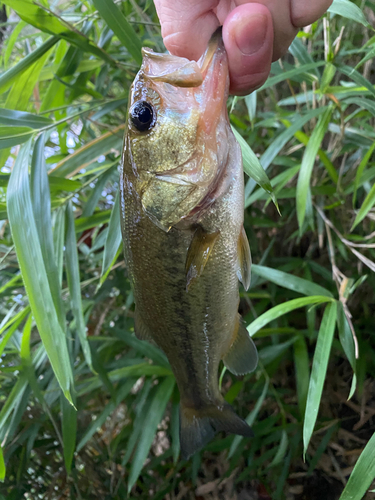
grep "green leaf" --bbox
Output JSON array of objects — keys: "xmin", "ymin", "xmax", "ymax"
[
  {"xmin": 351, "ymin": 182, "xmax": 375, "ymax": 230},
  {"xmin": 0, "ymin": 36, "xmax": 58, "ymax": 93},
  {"xmin": 268, "ymin": 430, "xmax": 288, "ymax": 468},
  {"xmin": 100, "ymin": 190, "xmax": 122, "ymax": 283},
  {"xmin": 232, "ymin": 127, "xmax": 278, "ymax": 211},
  {"xmin": 128, "ymin": 377, "xmax": 175, "ymax": 492},
  {"xmin": 65, "ymin": 202, "xmax": 93, "ymax": 370},
  {"xmin": 91, "ymin": 0, "xmax": 142, "ymax": 65},
  {"xmin": 339, "ymin": 65, "xmax": 375, "ymax": 98},
  {"xmin": 339, "ymin": 431, "xmax": 375, "ymax": 500},
  {"xmin": 0, "ymin": 109, "xmax": 53, "ymax": 128},
  {"xmin": 0, "ymin": 126, "xmax": 34, "ymax": 149},
  {"xmin": 247, "ymin": 296, "xmax": 334, "ymax": 338},
  {"xmin": 352, "ymin": 142, "xmax": 375, "ymax": 207},
  {"xmin": 2, "ymin": 0, "xmax": 115, "ymax": 66},
  {"xmin": 0, "ymin": 307, "xmax": 30, "ymax": 358},
  {"xmin": 251, "ymin": 265, "xmax": 333, "ymax": 298},
  {"xmin": 7, "ymin": 141, "xmax": 73, "ymax": 402},
  {"xmin": 261, "ymin": 62, "xmax": 324, "ymax": 91},
  {"xmin": 0, "ymin": 444, "xmax": 5, "ymax": 482},
  {"xmin": 303, "ymin": 302, "xmax": 337, "ymax": 455},
  {"xmin": 296, "ymin": 106, "xmax": 333, "ymax": 230},
  {"xmin": 328, "ymin": 0, "xmax": 372, "ymax": 28}
]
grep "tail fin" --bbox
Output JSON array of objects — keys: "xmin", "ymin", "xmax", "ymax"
[{"xmin": 179, "ymin": 402, "xmax": 253, "ymax": 459}]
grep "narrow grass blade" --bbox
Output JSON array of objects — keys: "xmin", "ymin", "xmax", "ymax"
[
  {"xmin": 303, "ymin": 302, "xmax": 337, "ymax": 455},
  {"xmin": 329, "ymin": 0, "xmax": 372, "ymax": 28},
  {"xmin": 289, "ymin": 38, "xmax": 321, "ymax": 78},
  {"xmin": 247, "ymin": 296, "xmax": 333, "ymax": 338},
  {"xmin": 352, "ymin": 142, "xmax": 375, "ymax": 207},
  {"xmin": 0, "ymin": 444, "xmax": 5, "ymax": 482},
  {"xmin": 101, "ymin": 190, "xmax": 122, "ymax": 283},
  {"xmin": 268, "ymin": 430, "xmax": 288, "ymax": 468},
  {"xmin": 61, "ymin": 393, "xmax": 77, "ymax": 475},
  {"xmin": 232, "ymin": 127, "xmax": 278, "ymax": 211},
  {"xmin": 339, "ymin": 432, "xmax": 375, "ymax": 500},
  {"xmin": 0, "ymin": 307, "xmax": 30, "ymax": 358},
  {"xmin": 91, "ymin": 0, "xmax": 142, "ymax": 65},
  {"xmin": 339, "ymin": 65, "xmax": 375, "ymax": 98},
  {"xmin": 65, "ymin": 202, "xmax": 93, "ymax": 370},
  {"xmin": 128, "ymin": 377, "xmax": 175, "ymax": 493},
  {"xmin": 296, "ymin": 106, "xmax": 333, "ymax": 230},
  {"xmin": 261, "ymin": 63, "xmax": 324, "ymax": 91},
  {"xmin": 351, "ymin": 183, "xmax": 375, "ymax": 230},
  {"xmin": 7, "ymin": 141, "xmax": 73, "ymax": 402},
  {"xmin": 251, "ymin": 265, "xmax": 333, "ymax": 298}
]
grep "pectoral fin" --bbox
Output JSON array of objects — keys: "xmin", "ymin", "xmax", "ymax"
[
  {"xmin": 185, "ymin": 227, "xmax": 220, "ymax": 290},
  {"xmin": 237, "ymin": 226, "xmax": 251, "ymax": 290},
  {"xmin": 223, "ymin": 317, "xmax": 258, "ymax": 375}
]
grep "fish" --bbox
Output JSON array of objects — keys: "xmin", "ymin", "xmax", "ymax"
[{"xmin": 120, "ymin": 29, "xmax": 258, "ymax": 459}]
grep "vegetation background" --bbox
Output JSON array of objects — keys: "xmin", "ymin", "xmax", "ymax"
[{"xmin": 0, "ymin": 0, "xmax": 374, "ymax": 498}]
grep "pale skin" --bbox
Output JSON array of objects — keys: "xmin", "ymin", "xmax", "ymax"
[{"xmin": 154, "ymin": 0, "xmax": 333, "ymax": 95}]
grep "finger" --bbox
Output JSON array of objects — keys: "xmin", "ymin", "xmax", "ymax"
[
  {"xmin": 153, "ymin": 0, "xmax": 220, "ymax": 61},
  {"xmin": 291, "ymin": 0, "xmax": 333, "ymax": 27},
  {"xmin": 222, "ymin": 3, "xmax": 273, "ymax": 95}
]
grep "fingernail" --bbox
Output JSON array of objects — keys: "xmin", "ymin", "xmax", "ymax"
[{"xmin": 234, "ymin": 14, "xmax": 268, "ymax": 56}]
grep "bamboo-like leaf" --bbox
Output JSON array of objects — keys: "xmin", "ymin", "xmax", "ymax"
[
  {"xmin": 303, "ymin": 302, "xmax": 337, "ymax": 455},
  {"xmin": 268, "ymin": 430, "xmax": 288, "ymax": 468},
  {"xmin": 0, "ymin": 444, "xmax": 5, "ymax": 482},
  {"xmin": 339, "ymin": 431, "xmax": 375, "ymax": 500},
  {"xmin": 127, "ymin": 376, "xmax": 175, "ymax": 493},
  {"xmin": 0, "ymin": 126, "xmax": 34, "ymax": 149},
  {"xmin": 352, "ymin": 141, "xmax": 375, "ymax": 207},
  {"xmin": 91, "ymin": 0, "xmax": 142, "ymax": 65},
  {"xmin": 65, "ymin": 202, "xmax": 93, "ymax": 370},
  {"xmin": 0, "ymin": 307, "xmax": 30, "ymax": 358},
  {"xmin": 339, "ymin": 65, "xmax": 375, "ymax": 98},
  {"xmin": 293, "ymin": 337, "xmax": 310, "ymax": 416},
  {"xmin": 351, "ymin": 183, "xmax": 375, "ymax": 230},
  {"xmin": 7, "ymin": 141, "xmax": 73, "ymax": 402},
  {"xmin": 101, "ymin": 190, "xmax": 122, "ymax": 283},
  {"xmin": 329, "ymin": 0, "xmax": 372, "ymax": 28},
  {"xmin": 232, "ymin": 127, "xmax": 278, "ymax": 211},
  {"xmin": 247, "ymin": 296, "xmax": 334, "ymax": 338},
  {"xmin": 251, "ymin": 265, "xmax": 333, "ymax": 298},
  {"xmin": 296, "ymin": 106, "xmax": 333, "ymax": 230},
  {"xmin": 0, "ymin": 109, "xmax": 53, "ymax": 128}
]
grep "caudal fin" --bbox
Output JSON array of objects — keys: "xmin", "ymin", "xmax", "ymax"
[{"xmin": 179, "ymin": 402, "xmax": 253, "ymax": 459}]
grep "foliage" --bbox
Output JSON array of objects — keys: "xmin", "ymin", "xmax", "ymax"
[{"xmin": 0, "ymin": 0, "xmax": 375, "ymax": 498}]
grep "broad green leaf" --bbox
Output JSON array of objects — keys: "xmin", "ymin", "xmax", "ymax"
[
  {"xmin": 296, "ymin": 106, "xmax": 333, "ymax": 230},
  {"xmin": 2, "ymin": 0, "xmax": 115, "ymax": 66},
  {"xmin": 328, "ymin": 0, "xmax": 372, "ymax": 28},
  {"xmin": 251, "ymin": 265, "xmax": 333, "ymax": 298},
  {"xmin": 339, "ymin": 431, "xmax": 375, "ymax": 500},
  {"xmin": 247, "ymin": 296, "xmax": 334, "ymax": 338},
  {"xmin": 128, "ymin": 376, "xmax": 175, "ymax": 493},
  {"xmin": 7, "ymin": 141, "xmax": 73, "ymax": 402},
  {"xmin": 303, "ymin": 302, "xmax": 337, "ymax": 455},
  {"xmin": 343, "ymin": 97, "xmax": 375, "ymax": 119},
  {"xmin": 289, "ymin": 38, "xmax": 321, "ymax": 77},
  {"xmin": 0, "ymin": 444, "xmax": 5, "ymax": 482},
  {"xmin": 339, "ymin": 65, "xmax": 375, "ymax": 98},
  {"xmin": 91, "ymin": 0, "xmax": 142, "ymax": 65},
  {"xmin": 0, "ymin": 109, "xmax": 53, "ymax": 128},
  {"xmin": 65, "ymin": 202, "xmax": 93, "ymax": 370},
  {"xmin": 75, "ymin": 210, "xmax": 112, "ymax": 232},
  {"xmin": 0, "ymin": 307, "xmax": 30, "ymax": 358},
  {"xmin": 3, "ymin": 20, "xmax": 26, "ymax": 67},
  {"xmin": 232, "ymin": 127, "xmax": 278, "ymax": 210},
  {"xmin": 0, "ymin": 36, "xmax": 58, "ymax": 93},
  {"xmin": 351, "ymin": 182, "xmax": 375, "ymax": 230},
  {"xmin": 101, "ymin": 190, "xmax": 122, "ymax": 283},
  {"xmin": 337, "ymin": 303, "xmax": 356, "ymax": 371},
  {"xmin": 0, "ymin": 126, "xmax": 34, "ymax": 149},
  {"xmin": 61, "ymin": 394, "xmax": 76, "ymax": 475},
  {"xmin": 228, "ymin": 377, "xmax": 269, "ymax": 458},
  {"xmin": 261, "ymin": 62, "xmax": 324, "ymax": 91},
  {"xmin": 293, "ymin": 337, "xmax": 310, "ymax": 416},
  {"xmin": 31, "ymin": 134, "xmax": 65, "ymax": 331}
]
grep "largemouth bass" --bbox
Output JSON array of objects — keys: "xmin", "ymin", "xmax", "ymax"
[{"xmin": 120, "ymin": 30, "xmax": 258, "ymax": 459}]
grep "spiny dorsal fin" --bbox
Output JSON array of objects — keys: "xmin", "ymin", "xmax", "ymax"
[
  {"xmin": 185, "ymin": 227, "xmax": 220, "ymax": 291},
  {"xmin": 237, "ymin": 226, "xmax": 251, "ymax": 290},
  {"xmin": 223, "ymin": 316, "xmax": 258, "ymax": 375}
]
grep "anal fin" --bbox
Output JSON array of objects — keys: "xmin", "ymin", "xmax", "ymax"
[
  {"xmin": 223, "ymin": 316, "xmax": 258, "ymax": 375},
  {"xmin": 237, "ymin": 226, "xmax": 251, "ymax": 290},
  {"xmin": 185, "ymin": 226, "xmax": 220, "ymax": 290},
  {"xmin": 134, "ymin": 308, "xmax": 153, "ymax": 342}
]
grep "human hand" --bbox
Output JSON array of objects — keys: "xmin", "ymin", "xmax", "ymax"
[{"xmin": 154, "ymin": 0, "xmax": 333, "ymax": 95}]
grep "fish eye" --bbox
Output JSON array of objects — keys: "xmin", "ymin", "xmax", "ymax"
[{"xmin": 129, "ymin": 100, "xmax": 156, "ymax": 132}]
